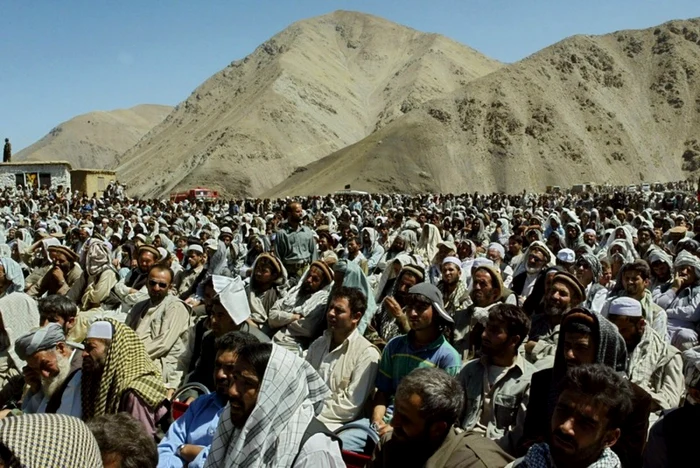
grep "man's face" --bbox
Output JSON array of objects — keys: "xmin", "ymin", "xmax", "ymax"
[
  {"xmin": 526, "ymin": 250, "xmax": 546, "ymax": 274},
  {"xmin": 550, "ymin": 390, "xmax": 617, "ymax": 468},
  {"xmin": 677, "ymin": 265, "xmax": 697, "ymax": 285},
  {"xmin": 139, "ymin": 251, "xmax": 156, "ymax": 272},
  {"xmin": 546, "ymin": 282, "xmax": 574, "ymax": 315},
  {"xmin": 486, "ymin": 248, "xmax": 501, "ymax": 264},
  {"xmin": 347, "ymin": 239, "xmax": 360, "ymax": 255},
  {"xmin": 221, "ymin": 235, "xmax": 232, "ymax": 247},
  {"xmin": 405, "ymin": 295, "xmax": 434, "ymax": 331},
  {"xmin": 609, "ymin": 315, "xmax": 644, "ymax": 347},
  {"xmin": 317, "ymin": 236, "xmax": 329, "ymax": 252},
  {"xmin": 253, "ymin": 259, "xmax": 276, "ymax": 285},
  {"xmin": 574, "ymin": 261, "xmax": 594, "ymax": 286},
  {"xmin": 389, "ymin": 237, "xmax": 405, "ymax": 253},
  {"xmin": 650, "ymin": 261, "xmax": 670, "ymax": 281},
  {"xmin": 82, "ymin": 338, "xmax": 109, "ymax": 374},
  {"xmin": 583, "ymin": 233, "xmax": 597, "ymax": 247},
  {"xmin": 622, "ymin": 269, "xmax": 646, "ymax": 298},
  {"xmin": 187, "ymin": 252, "xmax": 203, "ymax": 268},
  {"xmin": 563, "ymin": 332, "xmax": 596, "ymax": 368},
  {"xmin": 391, "ymin": 393, "xmax": 429, "ymax": 444},
  {"xmin": 288, "ymin": 203, "xmax": 303, "ymax": 223},
  {"xmin": 567, "ymin": 227, "xmax": 577, "ymax": 239},
  {"xmin": 362, "ymin": 231, "xmax": 371, "ymax": 246},
  {"xmin": 638, "ymin": 230, "xmax": 652, "ymax": 248},
  {"xmin": 470, "ymin": 270, "xmax": 498, "ymax": 307},
  {"xmin": 78, "ymin": 229, "xmax": 89, "ymax": 242},
  {"xmin": 440, "ymin": 263, "xmax": 460, "ymax": 285},
  {"xmin": 327, "ymin": 297, "xmax": 360, "ymax": 334},
  {"xmin": 481, "ymin": 318, "xmax": 513, "ymax": 357},
  {"xmin": 457, "ymin": 242, "xmax": 472, "ymax": 259},
  {"xmin": 227, "ymin": 357, "xmax": 261, "ymax": 429},
  {"xmin": 53, "ymin": 253, "xmax": 72, "ymax": 274},
  {"xmin": 214, "ymin": 350, "xmax": 238, "ymax": 398},
  {"xmin": 210, "ymin": 302, "xmax": 237, "ymax": 338},
  {"xmin": 147, "ymin": 269, "xmax": 171, "ymax": 302},
  {"xmin": 394, "ymin": 272, "xmax": 418, "ymax": 304},
  {"xmin": 300, "ymin": 266, "xmax": 324, "ymax": 295},
  {"xmin": 508, "ymin": 239, "xmax": 522, "ymax": 256}
]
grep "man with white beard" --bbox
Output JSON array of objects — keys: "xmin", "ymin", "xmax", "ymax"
[{"xmin": 14, "ymin": 323, "xmax": 83, "ymax": 417}]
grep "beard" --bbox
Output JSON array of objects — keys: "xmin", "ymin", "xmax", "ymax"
[
  {"xmin": 41, "ymin": 352, "xmax": 72, "ymax": 398},
  {"xmin": 526, "ymin": 266, "xmax": 540, "ymax": 275}
]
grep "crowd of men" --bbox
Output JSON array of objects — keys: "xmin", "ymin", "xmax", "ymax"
[{"xmin": 0, "ymin": 180, "xmax": 698, "ymax": 467}]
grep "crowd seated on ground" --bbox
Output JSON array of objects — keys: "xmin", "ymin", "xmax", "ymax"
[{"xmin": 0, "ymin": 179, "xmax": 699, "ymax": 467}]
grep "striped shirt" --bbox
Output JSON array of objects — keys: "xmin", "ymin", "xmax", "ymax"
[{"xmin": 376, "ymin": 332, "xmax": 462, "ymax": 396}]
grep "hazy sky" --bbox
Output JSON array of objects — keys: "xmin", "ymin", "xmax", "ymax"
[{"xmin": 3, "ymin": 0, "xmax": 700, "ymax": 151}]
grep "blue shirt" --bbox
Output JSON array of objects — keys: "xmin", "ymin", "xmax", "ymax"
[
  {"xmin": 157, "ymin": 393, "xmax": 226, "ymax": 468},
  {"xmin": 376, "ymin": 332, "xmax": 462, "ymax": 396}
]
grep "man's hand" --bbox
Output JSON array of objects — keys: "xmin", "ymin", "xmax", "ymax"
[
  {"xmin": 524, "ymin": 340, "xmax": 537, "ymax": 355},
  {"xmin": 166, "ymin": 388, "xmax": 176, "ymax": 400},
  {"xmin": 51, "ymin": 266, "xmax": 65, "ymax": 284},
  {"xmin": 672, "ymin": 272, "xmax": 686, "ymax": 290},
  {"xmin": 374, "ymin": 421, "xmax": 393, "ymax": 437},
  {"xmin": 383, "ymin": 297, "xmax": 404, "ymax": 319},
  {"xmin": 179, "ymin": 444, "xmax": 204, "ymax": 463},
  {"xmin": 185, "ymin": 297, "xmax": 200, "ymax": 307},
  {"xmin": 291, "ymin": 313, "xmax": 302, "ymax": 322}
]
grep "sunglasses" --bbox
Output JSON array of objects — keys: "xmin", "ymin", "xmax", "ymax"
[{"xmin": 148, "ymin": 279, "xmax": 168, "ymax": 289}]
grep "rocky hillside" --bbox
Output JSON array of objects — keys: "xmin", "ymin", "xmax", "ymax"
[
  {"xmin": 267, "ymin": 18, "xmax": 700, "ymax": 196},
  {"xmin": 15, "ymin": 105, "xmax": 172, "ymax": 169},
  {"xmin": 116, "ymin": 10, "xmax": 502, "ymax": 198}
]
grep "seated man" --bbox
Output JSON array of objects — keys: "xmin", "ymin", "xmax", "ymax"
[
  {"xmin": 110, "ymin": 245, "xmax": 162, "ymax": 312},
  {"xmin": 459, "ymin": 304, "xmax": 534, "ymax": 455},
  {"xmin": 510, "ymin": 364, "xmax": 633, "ymax": 468},
  {"xmin": 38, "ymin": 294, "xmax": 78, "ymax": 337},
  {"xmin": 15, "ymin": 323, "xmax": 82, "ymax": 417},
  {"xmin": 173, "ymin": 244, "xmax": 207, "ymax": 301},
  {"xmin": 205, "ymin": 342, "xmax": 345, "ymax": 467},
  {"xmin": 81, "ymin": 319, "xmax": 168, "ymax": 437},
  {"xmin": 607, "ymin": 297, "xmax": 683, "ymax": 418},
  {"xmin": 27, "ymin": 245, "xmax": 83, "ymax": 297},
  {"xmin": 127, "ymin": 265, "xmax": 191, "ymax": 394},
  {"xmin": 643, "ymin": 346, "xmax": 700, "ymax": 468},
  {"xmin": 602, "ymin": 259, "xmax": 667, "ymax": 338},
  {"xmin": 370, "ymin": 368, "xmax": 513, "ymax": 468},
  {"xmin": 341, "ymin": 283, "xmax": 461, "ymax": 453},
  {"xmin": 436, "ymin": 256, "xmax": 469, "ymax": 316},
  {"xmin": 306, "ymin": 286, "xmax": 380, "ymax": 430},
  {"xmin": 184, "ymin": 277, "xmax": 269, "ymax": 392},
  {"xmin": 269, "ymin": 260, "xmax": 334, "ymax": 351},
  {"xmin": 157, "ymin": 331, "xmax": 257, "ymax": 468},
  {"xmin": 653, "ymin": 251, "xmax": 700, "ymax": 350},
  {"xmin": 519, "ymin": 307, "xmax": 651, "ymax": 468},
  {"xmin": 246, "ymin": 253, "xmax": 287, "ymax": 333}
]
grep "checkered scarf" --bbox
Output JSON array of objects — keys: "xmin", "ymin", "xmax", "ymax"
[
  {"xmin": 520, "ymin": 443, "xmax": 621, "ymax": 467},
  {"xmin": 204, "ymin": 344, "xmax": 330, "ymax": 468},
  {"xmin": 0, "ymin": 413, "xmax": 103, "ymax": 467},
  {"xmin": 81, "ymin": 318, "xmax": 167, "ymax": 420}
]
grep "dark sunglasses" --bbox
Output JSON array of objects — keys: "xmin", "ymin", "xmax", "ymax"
[{"xmin": 148, "ymin": 279, "xmax": 168, "ymax": 288}]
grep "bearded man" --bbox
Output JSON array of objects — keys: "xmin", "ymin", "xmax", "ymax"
[{"xmin": 15, "ymin": 323, "xmax": 82, "ymax": 417}]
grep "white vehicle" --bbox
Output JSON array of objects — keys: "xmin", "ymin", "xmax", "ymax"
[
  {"xmin": 641, "ymin": 183, "xmax": 651, "ymax": 192},
  {"xmin": 627, "ymin": 184, "xmax": 637, "ymax": 193}
]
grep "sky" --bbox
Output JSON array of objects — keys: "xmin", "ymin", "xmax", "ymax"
[{"xmin": 3, "ymin": 0, "xmax": 700, "ymax": 151}]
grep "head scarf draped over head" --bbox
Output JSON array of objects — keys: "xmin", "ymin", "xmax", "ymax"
[
  {"xmin": 548, "ymin": 308, "xmax": 627, "ymax": 415},
  {"xmin": 674, "ymin": 250, "xmax": 700, "ymax": 283},
  {"xmin": 205, "ymin": 344, "xmax": 330, "ymax": 468},
  {"xmin": 0, "ymin": 257, "xmax": 25, "ymax": 295},
  {"xmin": 85, "ymin": 240, "xmax": 112, "ymax": 277},
  {"xmin": 0, "ymin": 414, "xmax": 103, "ymax": 468},
  {"xmin": 14, "ymin": 323, "xmax": 65, "ymax": 361},
  {"xmin": 578, "ymin": 253, "xmax": 602, "ymax": 282},
  {"xmin": 333, "ymin": 259, "xmax": 377, "ymax": 335},
  {"xmin": 415, "ymin": 224, "xmax": 442, "ymax": 264},
  {"xmin": 0, "ymin": 293, "xmax": 40, "ymax": 370},
  {"xmin": 512, "ymin": 241, "xmax": 555, "ymax": 277},
  {"xmin": 81, "ymin": 319, "xmax": 167, "ymax": 420}
]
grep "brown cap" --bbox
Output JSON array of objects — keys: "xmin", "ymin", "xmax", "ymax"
[
  {"xmin": 47, "ymin": 245, "xmax": 78, "ymax": 262},
  {"xmin": 137, "ymin": 245, "xmax": 163, "ymax": 261},
  {"xmin": 552, "ymin": 271, "xmax": 585, "ymax": 305},
  {"xmin": 310, "ymin": 260, "xmax": 333, "ymax": 284}
]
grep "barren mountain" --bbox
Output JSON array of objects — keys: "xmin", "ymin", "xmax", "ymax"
[
  {"xmin": 267, "ymin": 18, "xmax": 700, "ymax": 197},
  {"xmin": 15, "ymin": 105, "xmax": 172, "ymax": 169},
  {"xmin": 116, "ymin": 10, "xmax": 502, "ymax": 198}
]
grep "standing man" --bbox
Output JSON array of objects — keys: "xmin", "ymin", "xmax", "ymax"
[
  {"xmin": 274, "ymin": 201, "xmax": 317, "ymax": 285},
  {"xmin": 3, "ymin": 138, "xmax": 10, "ymax": 163}
]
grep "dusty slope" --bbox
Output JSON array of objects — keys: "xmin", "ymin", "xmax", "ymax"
[
  {"xmin": 267, "ymin": 18, "xmax": 700, "ymax": 197},
  {"xmin": 15, "ymin": 105, "xmax": 172, "ymax": 169},
  {"xmin": 116, "ymin": 10, "xmax": 502, "ymax": 198}
]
